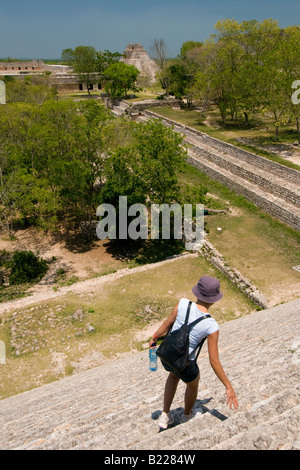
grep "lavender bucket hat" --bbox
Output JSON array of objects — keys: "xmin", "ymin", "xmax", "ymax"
[{"xmin": 192, "ymin": 275, "xmax": 223, "ymax": 303}]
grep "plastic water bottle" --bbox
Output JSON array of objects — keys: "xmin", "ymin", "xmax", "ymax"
[{"xmin": 149, "ymin": 346, "xmax": 158, "ymax": 371}]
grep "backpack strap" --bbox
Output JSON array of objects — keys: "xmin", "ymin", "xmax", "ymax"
[
  {"xmin": 188, "ymin": 314, "xmax": 211, "ymax": 329},
  {"xmin": 187, "ymin": 312, "xmax": 211, "ymax": 361},
  {"xmin": 184, "ymin": 301, "xmax": 192, "ymax": 325},
  {"xmin": 183, "ymin": 301, "xmax": 211, "ymax": 361},
  {"xmin": 190, "ymin": 336, "xmax": 208, "ymax": 361},
  {"xmin": 183, "ymin": 301, "xmax": 211, "ymax": 326}
]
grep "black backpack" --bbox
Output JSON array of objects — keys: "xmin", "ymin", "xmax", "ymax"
[{"xmin": 156, "ymin": 301, "xmax": 211, "ymax": 373}]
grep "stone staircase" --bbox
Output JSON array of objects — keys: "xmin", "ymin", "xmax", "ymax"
[
  {"xmin": 141, "ymin": 111, "xmax": 300, "ymax": 231},
  {"xmin": 185, "ymin": 141, "xmax": 300, "ymax": 232},
  {"xmin": 1, "ymin": 298, "xmax": 299, "ymax": 450},
  {"xmin": 110, "ymin": 100, "xmax": 130, "ymax": 117}
]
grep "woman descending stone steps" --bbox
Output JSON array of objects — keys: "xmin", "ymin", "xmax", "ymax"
[
  {"xmin": 149, "ymin": 275, "xmax": 239, "ymax": 430},
  {"xmin": 0, "ymin": 297, "xmax": 299, "ymax": 450}
]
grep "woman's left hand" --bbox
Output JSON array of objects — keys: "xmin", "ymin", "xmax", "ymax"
[{"xmin": 149, "ymin": 337, "xmax": 157, "ymax": 349}]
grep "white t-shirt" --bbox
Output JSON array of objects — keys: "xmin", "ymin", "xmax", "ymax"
[{"xmin": 171, "ymin": 297, "xmax": 219, "ymax": 360}]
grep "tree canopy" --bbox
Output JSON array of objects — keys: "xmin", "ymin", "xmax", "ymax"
[
  {"xmin": 0, "ymin": 91, "xmax": 198, "ymax": 241},
  {"xmin": 62, "ymin": 46, "xmax": 98, "ymax": 95},
  {"xmin": 104, "ymin": 62, "xmax": 140, "ymax": 98},
  {"xmin": 160, "ymin": 20, "xmax": 300, "ymax": 139}
]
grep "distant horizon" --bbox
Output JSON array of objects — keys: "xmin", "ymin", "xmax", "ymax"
[{"xmin": 0, "ymin": 53, "xmax": 171, "ymax": 62}]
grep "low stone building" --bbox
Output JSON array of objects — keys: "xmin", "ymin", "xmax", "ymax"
[
  {"xmin": 0, "ymin": 60, "xmax": 85, "ymax": 93},
  {"xmin": 0, "ymin": 60, "xmax": 46, "ymax": 74}
]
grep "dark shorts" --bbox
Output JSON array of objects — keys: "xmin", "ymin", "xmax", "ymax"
[{"xmin": 160, "ymin": 359, "xmax": 199, "ymax": 383}]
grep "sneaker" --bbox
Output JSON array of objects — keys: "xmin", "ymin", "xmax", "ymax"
[{"xmin": 157, "ymin": 411, "xmax": 174, "ymax": 430}]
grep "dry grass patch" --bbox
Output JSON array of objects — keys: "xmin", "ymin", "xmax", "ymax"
[
  {"xmin": 179, "ymin": 162, "xmax": 300, "ymax": 307},
  {"xmin": 204, "ymin": 209, "xmax": 300, "ymax": 306}
]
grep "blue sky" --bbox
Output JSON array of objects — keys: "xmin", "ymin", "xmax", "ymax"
[{"xmin": 0, "ymin": 0, "xmax": 299, "ymax": 59}]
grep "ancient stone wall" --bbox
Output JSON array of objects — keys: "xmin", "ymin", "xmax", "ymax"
[
  {"xmin": 188, "ymin": 142, "xmax": 300, "ymax": 207},
  {"xmin": 126, "ymin": 99, "xmax": 183, "ymax": 114},
  {"xmin": 145, "ymin": 110, "xmax": 300, "ymax": 185},
  {"xmin": 188, "ymin": 154, "xmax": 300, "ymax": 230},
  {"xmin": 200, "ymin": 240, "xmax": 268, "ymax": 308},
  {"xmin": 144, "ymin": 110, "xmax": 300, "ymax": 231},
  {"xmin": 0, "ymin": 60, "xmax": 44, "ymax": 72}
]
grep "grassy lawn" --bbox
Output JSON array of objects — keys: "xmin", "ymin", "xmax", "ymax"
[
  {"xmin": 124, "ymin": 91, "xmax": 161, "ymax": 102},
  {"xmin": 58, "ymin": 86, "xmax": 163, "ymax": 102},
  {"xmin": 58, "ymin": 90, "xmax": 102, "ymax": 100}
]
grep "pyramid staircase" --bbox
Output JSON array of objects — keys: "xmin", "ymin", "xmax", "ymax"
[{"xmin": 1, "ymin": 298, "xmax": 299, "ymax": 450}]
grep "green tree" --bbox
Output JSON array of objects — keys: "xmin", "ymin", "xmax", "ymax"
[
  {"xmin": 177, "ymin": 41, "xmax": 204, "ymax": 106},
  {"xmin": 5, "ymin": 76, "xmax": 57, "ymax": 104},
  {"xmin": 0, "ymin": 168, "xmax": 36, "ymax": 236},
  {"xmin": 0, "ymin": 98, "xmax": 204, "ymax": 246},
  {"xmin": 167, "ymin": 61, "xmax": 191, "ymax": 101},
  {"xmin": 191, "ymin": 17, "xmax": 293, "ymax": 133},
  {"xmin": 278, "ymin": 26, "xmax": 300, "ymax": 141},
  {"xmin": 9, "ymin": 250, "xmax": 48, "ymax": 285},
  {"xmin": 255, "ymin": 21, "xmax": 293, "ymax": 140},
  {"xmin": 100, "ymin": 147, "xmax": 147, "ymax": 208},
  {"xmin": 0, "ymin": 99, "xmax": 110, "ymax": 238},
  {"xmin": 62, "ymin": 46, "xmax": 98, "ymax": 95},
  {"xmin": 99, "ymin": 119, "xmax": 188, "ymax": 206},
  {"xmin": 95, "ymin": 50, "xmax": 123, "ymax": 81},
  {"xmin": 104, "ymin": 62, "xmax": 140, "ymax": 98},
  {"xmin": 156, "ymin": 65, "xmax": 172, "ymax": 96},
  {"xmin": 97, "ymin": 119, "xmax": 194, "ymax": 247},
  {"xmin": 133, "ymin": 119, "xmax": 187, "ymax": 204},
  {"xmin": 192, "ymin": 37, "xmax": 232, "ymax": 123},
  {"xmin": 180, "ymin": 41, "xmax": 203, "ymax": 59}
]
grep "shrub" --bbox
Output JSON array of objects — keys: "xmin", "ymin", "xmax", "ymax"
[{"xmin": 9, "ymin": 250, "xmax": 48, "ymax": 285}]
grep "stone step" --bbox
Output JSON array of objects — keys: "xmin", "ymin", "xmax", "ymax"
[
  {"xmin": 111, "ymin": 100, "xmax": 130, "ymax": 117},
  {"xmin": 210, "ymin": 404, "xmax": 300, "ymax": 450},
  {"xmin": 143, "ymin": 109, "xmax": 300, "ymax": 187},
  {"xmin": 183, "ymin": 128, "xmax": 300, "ymax": 182},
  {"xmin": 135, "ymin": 391, "xmax": 300, "ymax": 451},
  {"xmin": 187, "ymin": 146, "xmax": 300, "ymax": 216}
]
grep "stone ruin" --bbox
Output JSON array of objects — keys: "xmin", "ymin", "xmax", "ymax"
[{"xmin": 121, "ymin": 43, "xmax": 160, "ymax": 84}]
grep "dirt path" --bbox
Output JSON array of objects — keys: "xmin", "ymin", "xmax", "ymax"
[{"xmin": 0, "ymin": 252, "xmax": 198, "ymax": 314}]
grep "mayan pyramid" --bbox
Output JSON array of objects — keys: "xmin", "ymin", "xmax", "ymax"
[{"xmin": 121, "ymin": 43, "xmax": 160, "ymax": 83}]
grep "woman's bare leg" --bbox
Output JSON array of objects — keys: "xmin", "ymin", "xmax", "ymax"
[
  {"xmin": 184, "ymin": 374, "xmax": 200, "ymax": 416},
  {"xmin": 163, "ymin": 372, "xmax": 180, "ymax": 413}
]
